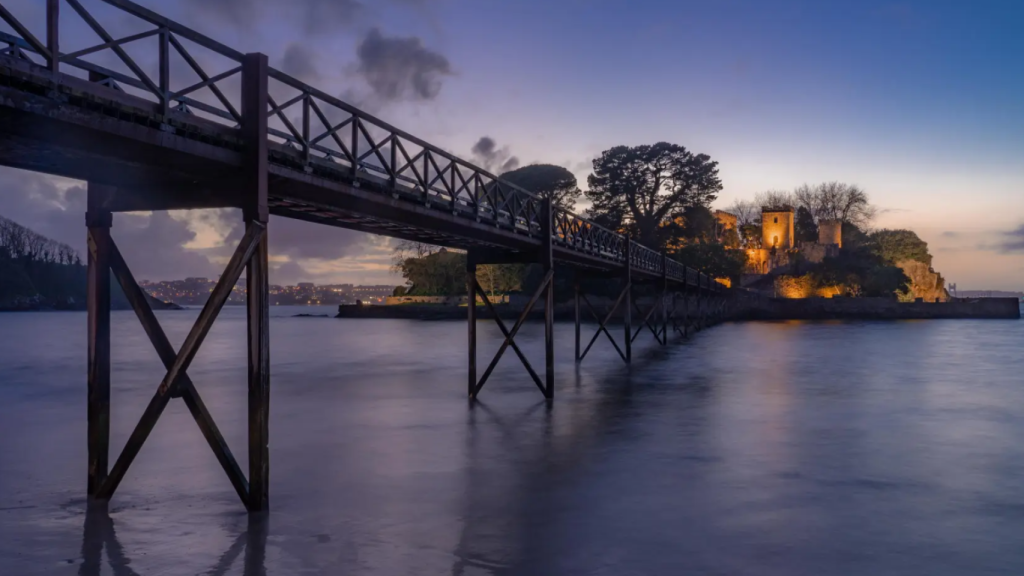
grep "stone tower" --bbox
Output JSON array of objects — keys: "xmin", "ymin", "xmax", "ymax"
[
  {"xmin": 818, "ymin": 219, "xmax": 842, "ymax": 248},
  {"xmin": 761, "ymin": 207, "xmax": 794, "ymax": 250}
]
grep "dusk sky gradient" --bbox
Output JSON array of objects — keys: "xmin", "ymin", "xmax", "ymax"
[{"xmin": 1, "ymin": 0, "xmax": 1022, "ymax": 289}]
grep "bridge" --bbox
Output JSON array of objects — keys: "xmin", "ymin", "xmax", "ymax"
[{"xmin": 0, "ymin": 0, "xmax": 732, "ymax": 511}]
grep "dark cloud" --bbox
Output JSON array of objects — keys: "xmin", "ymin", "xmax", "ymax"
[
  {"xmin": 199, "ymin": 211, "xmax": 368, "ymax": 285},
  {"xmin": 183, "ymin": 0, "xmax": 433, "ymax": 38},
  {"xmin": 0, "ymin": 167, "xmax": 221, "ymax": 281},
  {"xmin": 0, "ymin": 167, "xmax": 371, "ymax": 284},
  {"xmin": 183, "ymin": 0, "xmax": 260, "ymax": 27},
  {"xmin": 355, "ymin": 28, "xmax": 452, "ymax": 101},
  {"xmin": 280, "ymin": 43, "xmax": 320, "ymax": 82},
  {"xmin": 470, "ymin": 136, "xmax": 519, "ymax": 174},
  {"xmin": 301, "ymin": 0, "xmax": 365, "ymax": 35},
  {"xmin": 269, "ymin": 216, "xmax": 364, "ymax": 261},
  {"xmin": 995, "ymin": 225, "xmax": 1024, "ymax": 253},
  {"xmin": 471, "ymin": 136, "xmax": 496, "ymax": 158}
]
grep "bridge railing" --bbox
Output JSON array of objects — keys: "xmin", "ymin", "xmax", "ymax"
[{"xmin": 0, "ymin": 0, "xmax": 721, "ymax": 291}]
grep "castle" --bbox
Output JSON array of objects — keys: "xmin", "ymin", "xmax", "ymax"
[{"xmin": 744, "ymin": 206, "xmax": 842, "ymax": 276}]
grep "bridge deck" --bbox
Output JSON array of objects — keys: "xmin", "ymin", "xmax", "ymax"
[{"xmin": 0, "ymin": 0, "xmax": 719, "ymax": 288}]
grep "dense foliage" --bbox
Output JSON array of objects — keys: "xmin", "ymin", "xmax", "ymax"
[
  {"xmin": 0, "ymin": 215, "xmax": 139, "ymax": 310},
  {"xmin": 585, "ymin": 142, "xmax": 721, "ymax": 247},
  {"xmin": 870, "ymin": 229, "xmax": 932, "ymax": 266},
  {"xmin": 795, "ymin": 206, "xmax": 817, "ymax": 243},
  {"xmin": 673, "ymin": 243, "xmax": 746, "ymax": 284},
  {"xmin": 395, "ymin": 248, "xmax": 467, "ymax": 296},
  {"xmin": 500, "ymin": 164, "xmax": 582, "ymax": 212}
]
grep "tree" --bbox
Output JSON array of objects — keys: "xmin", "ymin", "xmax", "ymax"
[
  {"xmin": 813, "ymin": 245, "xmax": 909, "ymax": 297},
  {"xmin": 740, "ymin": 223, "xmax": 762, "ymax": 249},
  {"xmin": 390, "ymin": 239, "xmax": 439, "ymax": 274},
  {"xmin": 586, "ymin": 142, "xmax": 722, "ymax": 248},
  {"xmin": 870, "ymin": 229, "xmax": 932, "ymax": 266},
  {"xmin": 476, "ymin": 263, "xmax": 525, "ymax": 297},
  {"xmin": 726, "ymin": 199, "xmax": 759, "ymax": 226},
  {"xmin": 500, "ymin": 164, "xmax": 582, "ymax": 212},
  {"xmin": 753, "ymin": 190, "xmax": 793, "ymax": 211},
  {"xmin": 721, "ymin": 226, "xmax": 741, "ymax": 249},
  {"xmin": 812, "ymin": 182, "xmax": 876, "ymax": 227},
  {"xmin": 673, "ymin": 243, "xmax": 746, "ymax": 284},
  {"xmin": 795, "ymin": 206, "xmax": 818, "ymax": 243},
  {"xmin": 683, "ymin": 205, "xmax": 717, "ymax": 240},
  {"xmin": 395, "ymin": 248, "xmax": 467, "ymax": 296}
]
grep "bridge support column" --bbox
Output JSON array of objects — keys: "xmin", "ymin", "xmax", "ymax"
[
  {"xmin": 86, "ymin": 183, "xmax": 112, "ymax": 498},
  {"xmin": 541, "ymin": 200, "xmax": 555, "ymax": 398},
  {"xmin": 574, "ymin": 280, "xmax": 581, "ymax": 363},
  {"xmin": 660, "ymin": 253, "xmax": 668, "ymax": 343},
  {"xmin": 624, "ymin": 237, "xmax": 632, "ymax": 364},
  {"xmin": 465, "ymin": 243, "xmax": 553, "ymax": 400},
  {"xmin": 698, "ymin": 278, "xmax": 706, "ymax": 331},
  {"xmin": 242, "ymin": 51, "xmax": 270, "ymax": 512},
  {"xmin": 467, "ymin": 258, "xmax": 477, "ymax": 397}
]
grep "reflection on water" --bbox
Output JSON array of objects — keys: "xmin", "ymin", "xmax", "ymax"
[
  {"xmin": 77, "ymin": 503, "xmax": 267, "ymax": 576},
  {"xmin": 1, "ymin": 307, "xmax": 1024, "ymax": 575}
]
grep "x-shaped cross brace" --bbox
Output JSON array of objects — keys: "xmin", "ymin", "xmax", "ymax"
[
  {"xmin": 469, "ymin": 269, "xmax": 554, "ymax": 398},
  {"xmin": 631, "ymin": 293, "xmax": 666, "ymax": 345},
  {"xmin": 92, "ymin": 223, "xmax": 265, "ymax": 508},
  {"xmin": 668, "ymin": 293, "xmax": 691, "ymax": 338},
  {"xmin": 578, "ymin": 283, "xmax": 629, "ymax": 363}
]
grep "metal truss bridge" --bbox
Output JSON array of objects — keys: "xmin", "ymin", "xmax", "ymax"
[{"xmin": 0, "ymin": 0, "xmax": 733, "ymax": 511}]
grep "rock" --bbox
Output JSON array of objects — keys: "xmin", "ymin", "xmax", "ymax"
[{"xmin": 897, "ymin": 260, "xmax": 949, "ymax": 302}]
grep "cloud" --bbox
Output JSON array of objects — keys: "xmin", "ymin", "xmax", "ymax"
[
  {"xmin": 994, "ymin": 225, "xmax": 1024, "ymax": 253},
  {"xmin": 0, "ymin": 167, "xmax": 222, "ymax": 281},
  {"xmin": 0, "ymin": 167, "xmax": 391, "ymax": 285},
  {"xmin": 184, "ymin": 0, "xmax": 258, "ymax": 27},
  {"xmin": 183, "ymin": 0, "xmax": 363, "ymax": 33},
  {"xmin": 355, "ymin": 28, "xmax": 453, "ymax": 101},
  {"xmin": 300, "ymin": 0, "xmax": 366, "ymax": 34},
  {"xmin": 941, "ymin": 231, "xmax": 959, "ymax": 238},
  {"xmin": 280, "ymin": 43, "xmax": 320, "ymax": 82},
  {"xmin": 470, "ymin": 136, "xmax": 519, "ymax": 174}
]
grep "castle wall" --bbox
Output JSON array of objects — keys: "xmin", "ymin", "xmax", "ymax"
[
  {"xmin": 762, "ymin": 209, "xmax": 794, "ymax": 249},
  {"xmin": 715, "ymin": 210, "xmax": 738, "ymax": 230},
  {"xmin": 818, "ymin": 220, "xmax": 842, "ymax": 247}
]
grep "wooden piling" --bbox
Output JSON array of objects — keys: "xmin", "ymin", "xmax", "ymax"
[
  {"xmin": 467, "ymin": 259, "xmax": 477, "ymax": 397},
  {"xmin": 242, "ymin": 52, "xmax": 270, "ymax": 512},
  {"xmin": 623, "ymin": 237, "xmax": 632, "ymax": 364},
  {"xmin": 542, "ymin": 199, "xmax": 555, "ymax": 398},
  {"xmin": 86, "ymin": 184, "xmax": 112, "ymax": 497},
  {"xmin": 574, "ymin": 281, "xmax": 581, "ymax": 363}
]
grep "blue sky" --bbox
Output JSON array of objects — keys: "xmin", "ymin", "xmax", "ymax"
[{"xmin": 1, "ymin": 0, "xmax": 1022, "ymax": 288}]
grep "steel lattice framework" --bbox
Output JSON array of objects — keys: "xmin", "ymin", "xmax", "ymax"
[
  {"xmin": 0, "ymin": 0, "xmax": 722, "ymax": 287},
  {"xmin": 0, "ymin": 0, "xmax": 733, "ymax": 513}
]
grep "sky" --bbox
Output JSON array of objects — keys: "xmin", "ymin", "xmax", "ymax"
[{"xmin": 1, "ymin": 0, "xmax": 1022, "ymax": 289}]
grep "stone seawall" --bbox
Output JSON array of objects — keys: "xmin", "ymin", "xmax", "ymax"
[
  {"xmin": 746, "ymin": 297, "xmax": 1020, "ymax": 320},
  {"xmin": 338, "ymin": 297, "xmax": 1020, "ymax": 322}
]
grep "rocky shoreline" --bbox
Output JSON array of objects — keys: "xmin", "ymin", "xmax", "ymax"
[{"xmin": 0, "ymin": 294, "xmax": 183, "ymax": 312}]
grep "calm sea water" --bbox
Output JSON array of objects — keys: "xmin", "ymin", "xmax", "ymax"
[{"xmin": 1, "ymin": 306, "xmax": 1023, "ymax": 575}]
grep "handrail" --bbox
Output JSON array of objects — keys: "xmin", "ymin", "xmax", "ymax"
[{"xmin": 0, "ymin": 0, "xmax": 724, "ymax": 292}]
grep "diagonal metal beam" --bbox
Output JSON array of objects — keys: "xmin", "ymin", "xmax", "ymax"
[
  {"xmin": 94, "ymin": 223, "xmax": 264, "ymax": 501},
  {"xmin": 473, "ymin": 281, "xmax": 544, "ymax": 394},
  {"xmin": 65, "ymin": 0, "xmax": 161, "ymax": 97},
  {"xmin": 170, "ymin": 65, "xmax": 241, "ymax": 100},
  {"xmin": 60, "ymin": 28, "xmax": 159, "ymax": 61},
  {"xmin": 473, "ymin": 270, "xmax": 553, "ymax": 397},
  {"xmin": 168, "ymin": 34, "xmax": 240, "ymax": 121},
  {"xmin": 579, "ymin": 287, "xmax": 628, "ymax": 362},
  {"xmin": 631, "ymin": 296, "xmax": 664, "ymax": 345},
  {"xmin": 0, "ymin": 5, "xmax": 50, "ymax": 62},
  {"xmin": 107, "ymin": 241, "xmax": 249, "ymax": 506}
]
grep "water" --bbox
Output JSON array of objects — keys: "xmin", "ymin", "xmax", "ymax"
[{"xmin": 1, "ymin": 307, "xmax": 1023, "ymax": 575}]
